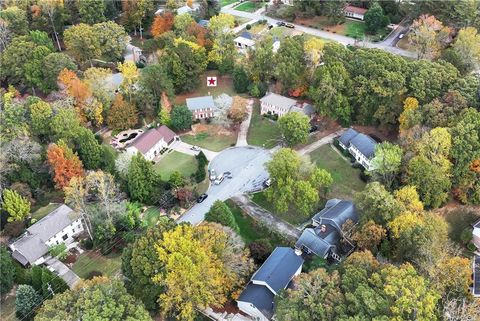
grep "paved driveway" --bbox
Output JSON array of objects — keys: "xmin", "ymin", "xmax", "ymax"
[
  {"xmin": 236, "ymin": 99, "xmax": 253, "ymax": 147},
  {"xmin": 170, "ymin": 140, "xmax": 219, "ymax": 161},
  {"xmin": 178, "ymin": 146, "xmax": 271, "ymax": 225},
  {"xmin": 45, "ymin": 256, "xmax": 80, "ymax": 289}
]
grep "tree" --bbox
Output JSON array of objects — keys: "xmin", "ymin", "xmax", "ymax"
[
  {"xmin": 29, "ymin": 101, "xmax": 52, "ymax": 137},
  {"xmin": 46, "ymin": 141, "xmax": 84, "ymax": 189},
  {"xmin": 107, "ymin": 94, "xmax": 138, "ymax": 131},
  {"xmin": 170, "ymin": 105, "xmax": 193, "ymax": 130},
  {"xmin": 205, "ymin": 201, "xmax": 239, "ymax": 231},
  {"xmin": 37, "ymin": 0, "xmax": 64, "ymax": 51},
  {"xmin": 409, "ymin": 14, "xmax": 451, "ymax": 60},
  {"xmin": 0, "ymin": 246, "xmax": 15, "ymax": 295},
  {"xmin": 229, "ymin": 96, "xmax": 248, "ymax": 124},
  {"xmin": 35, "ymin": 277, "xmax": 152, "ymax": 321},
  {"xmin": 364, "ymin": 1, "xmax": 389, "ymax": 34},
  {"xmin": 121, "ymin": 0, "xmax": 154, "ymax": 39},
  {"xmin": 354, "ymin": 182, "xmax": 402, "ymax": 226},
  {"xmin": 64, "ymin": 23, "xmax": 102, "ymax": 65},
  {"xmin": 117, "ymin": 61, "xmax": 139, "ymax": 99},
  {"xmin": 324, "ymin": 0, "xmax": 346, "ymax": 25},
  {"xmin": 75, "ymin": 128, "xmax": 102, "ymax": 169},
  {"xmin": 0, "ymin": 6, "xmax": 29, "ymax": 36},
  {"xmin": 50, "ymin": 107, "xmax": 82, "ymax": 143},
  {"xmin": 275, "ymin": 36, "xmax": 306, "ymax": 93},
  {"xmin": 207, "ymin": 14, "xmax": 236, "ymax": 73},
  {"xmin": 168, "ymin": 171, "xmax": 185, "ymax": 188},
  {"xmin": 248, "ymin": 239, "xmax": 273, "ymax": 263},
  {"xmin": 138, "ymin": 64, "xmax": 174, "ymax": 111},
  {"xmin": 1, "ymin": 189, "xmax": 30, "ymax": 223},
  {"xmin": 31, "ymin": 266, "xmax": 68, "ymax": 299},
  {"xmin": 93, "ymin": 21, "xmax": 129, "ymax": 61},
  {"xmin": 127, "ymin": 154, "xmax": 158, "ymax": 203},
  {"xmin": 370, "ymin": 142, "xmax": 403, "ymax": 189},
  {"xmin": 151, "ymin": 12, "xmax": 174, "ymax": 37},
  {"xmin": 276, "ymin": 268, "xmax": 346, "ymax": 321},
  {"xmin": 15, "ymin": 284, "xmax": 40, "ymax": 320},
  {"xmin": 398, "ymin": 97, "xmax": 421, "ymax": 133},
  {"xmin": 352, "ymin": 220, "xmax": 387, "ymax": 254},
  {"xmin": 247, "ymin": 36, "xmax": 274, "ymax": 83},
  {"xmin": 42, "ymin": 53, "xmax": 78, "ymax": 92},
  {"xmin": 451, "ymin": 27, "xmax": 480, "ymax": 73},
  {"xmin": 232, "ymin": 66, "xmax": 249, "ymax": 93},
  {"xmin": 304, "ymin": 37, "xmax": 325, "ymax": 70},
  {"xmin": 278, "ymin": 112, "xmax": 310, "ymax": 147},
  {"xmin": 78, "ymin": 0, "xmax": 106, "ymax": 24},
  {"xmin": 173, "ymin": 13, "xmax": 195, "ymax": 36}
]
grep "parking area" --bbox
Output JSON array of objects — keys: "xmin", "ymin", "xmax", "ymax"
[{"xmin": 178, "ymin": 146, "xmax": 271, "ymax": 225}]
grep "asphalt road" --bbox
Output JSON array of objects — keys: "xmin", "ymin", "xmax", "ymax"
[{"xmin": 177, "ymin": 146, "xmax": 271, "ymax": 225}]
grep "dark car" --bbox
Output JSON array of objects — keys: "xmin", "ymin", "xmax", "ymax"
[
  {"xmin": 197, "ymin": 193, "xmax": 208, "ymax": 203},
  {"xmin": 224, "ymin": 171, "xmax": 233, "ymax": 179},
  {"xmin": 276, "ymin": 21, "xmax": 285, "ymax": 26},
  {"xmin": 268, "ymin": 24, "xmax": 274, "ymax": 29},
  {"xmin": 285, "ymin": 23, "xmax": 295, "ymax": 28},
  {"xmin": 309, "ymin": 125, "xmax": 319, "ymax": 133}
]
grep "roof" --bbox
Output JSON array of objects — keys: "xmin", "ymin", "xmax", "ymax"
[
  {"xmin": 295, "ymin": 228, "xmax": 334, "ymax": 258},
  {"xmin": 186, "ymin": 96, "xmax": 215, "ymax": 111},
  {"xmin": 240, "ymin": 31, "xmax": 252, "ymax": 40},
  {"xmin": 251, "ymin": 247, "xmax": 303, "ymax": 294},
  {"xmin": 11, "ymin": 204, "xmax": 79, "ymax": 265},
  {"xmin": 290, "ymin": 103, "xmax": 315, "ymax": 117},
  {"xmin": 177, "ymin": 5, "xmax": 196, "ymax": 15},
  {"xmin": 345, "ymin": 5, "xmax": 368, "ymax": 15},
  {"xmin": 474, "ymin": 218, "xmax": 480, "ymax": 229},
  {"xmin": 339, "ymin": 128, "xmax": 359, "ymax": 146},
  {"xmin": 234, "ymin": 36, "xmax": 255, "ymax": 47},
  {"xmin": 237, "ymin": 283, "xmax": 275, "ymax": 319},
  {"xmin": 260, "ymin": 93, "xmax": 297, "ymax": 111},
  {"xmin": 474, "ymin": 255, "xmax": 480, "ymax": 297},
  {"xmin": 350, "ymin": 133, "xmax": 377, "ymax": 159},
  {"xmin": 312, "ymin": 199, "xmax": 358, "ymax": 231},
  {"xmin": 130, "ymin": 126, "xmax": 176, "ymax": 154},
  {"xmin": 198, "ymin": 20, "xmax": 209, "ymax": 27}
]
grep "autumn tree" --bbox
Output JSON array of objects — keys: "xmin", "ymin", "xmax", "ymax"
[
  {"xmin": 64, "ymin": 23, "xmax": 102, "ymax": 65},
  {"xmin": 35, "ymin": 277, "xmax": 152, "ymax": 321},
  {"xmin": 151, "ymin": 11, "xmax": 174, "ymax": 37},
  {"xmin": 1, "ymin": 189, "xmax": 30, "ymax": 222},
  {"xmin": 278, "ymin": 112, "xmax": 310, "ymax": 147},
  {"xmin": 409, "ymin": 14, "xmax": 451, "ymax": 60},
  {"xmin": 370, "ymin": 142, "xmax": 403, "ymax": 189},
  {"xmin": 451, "ymin": 26, "xmax": 480, "ymax": 73},
  {"xmin": 229, "ymin": 96, "xmax": 248, "ymax": 124},
  {"xmin": 352, "ymin": 220, "xmax": 386, "ymax": 254},
  {"xmin": 398, "ymin": 97, "xmax": 421, "ymax": 133},
  {"xmin": 207, "ymin": 13, "xmax": 236, "ymax": 73},
  {"xmin": 47, "ymin": 141, "xmax": 84, "ymax": 189},
  {"xmin": 107, "ymin": 94, "xmax": 138, "ymax": 131},
  {"xmin": 42, "ymin": 53, "xmax": 78, "ymax": 92}
]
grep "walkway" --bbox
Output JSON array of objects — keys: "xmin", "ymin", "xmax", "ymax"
[
  {"xmin": 221, "ymin": 7, "xmax": 416, "ymax": 59},
  {"xmin": 297, "ymin": 129, "xmax": 345, "ymax": 155},
  {"xmin": 236, "ymin": 99, "xmax": 254, "ymax": 146},
  {"xmin": 232, "ymin": 195, "xmax": 301, "ymax": 240},
  {"xmin": 44, "ymin": 256, "xmax": 80, "ymax": 289}
]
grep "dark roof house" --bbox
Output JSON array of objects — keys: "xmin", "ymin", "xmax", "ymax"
[
  {"xmin": 350, "ymin": 133, "xmax": 377, "ymax": 159},
  {"xmin": 338, "ymin": 128, "xmax": 378, "ymax": 170},
  {"xmin": 473, "ymin": 255, "xmax": 480, "ymax": 297}
]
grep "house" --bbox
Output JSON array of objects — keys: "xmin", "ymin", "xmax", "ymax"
[
  {"xmin": 177, "ymin": 3, "xmax": 199, "ymax": 15},
  {"xmin": 296, "ymin": 199, "xmax": 358, "ymax": 262},
  {"xmin": 472, "ymin": 218, "xmax": 480, "ymax": 250},
  {"xmin": 344, "ymin": 5, "xmax": 368, "ymax": 20},
  {"xmin": 9, "ymin": 204, "xmax": 85, "ymax": 266},
  {"xmin": 237, "ymin": 247, "xmax": 304, "ymax": 320},
  {"xmin": 186, "ymin": 96, "xmax": 216, "ymax": 120},
  {"xmin": 234, "ymin": 32, "xmax": 255, "ymax": 50},
  {"xmin": 338, "ymin": 128, "xmax": 377, "ymax": 170},
  {"xmin": 198, "ymin": 19, "xmax": 209, "ymax": 27},
  {"xmin": 260, "ymin": 93, "xmax": 315, "ymax": 119},
  {"xmin": 272, "ymin": 37, "xmax": 281, "ymax": 53},
  {"xmin": 473, "ymin": 255, "xmax": 480, "ymax": 298},
  {"xmin": 126, "ymin": 125, "xmax": 178, "ymax": 161}
]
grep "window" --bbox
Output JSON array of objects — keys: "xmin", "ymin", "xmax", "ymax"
[
  {"xmin": 62, "ymin": 234, "xmax": 68, "ymax": 241},
  {"xmin": 72, "ymin": 228, "xmax": 75, "ymax": 233}
]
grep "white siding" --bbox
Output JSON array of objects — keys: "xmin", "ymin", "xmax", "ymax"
[
  {"xmin": 237, "ymin": 301, "xmax": 269, "ymax": 321},
  {"xmin": 45, "ymin": 218, "xmax": 85, "ymax": 247}
]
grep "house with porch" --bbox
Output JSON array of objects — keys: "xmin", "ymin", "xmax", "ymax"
[
  {"xmin": 344, "ymin": 5, "xmax": 368, "ymax": 20},
  {"xmin": 186, "ymin": 96, "xmax": 216, "ymax": 120},
  {"xmin": 237, "ymin": 247, "xmax": 303, "ymax": 320},
  {"xmin": 9, "ymin": 204, "xmax": 86, "ymax": 267},
  {"xmin": 338, "ymin": 128, "xmax": 377, "ymax": 171},
  {"xmin": 295, "ymin": 199, "xmax": 358, "ymax": 262},
  {"xmin": 126, "ymin": 125, "xmax": 178, "ymax": 161}
]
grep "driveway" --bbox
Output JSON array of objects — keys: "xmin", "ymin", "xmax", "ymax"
[
  {"xmin": 236, "ymin": 99, "xmax": 254, "ymax": 147},
  {"xmin": 170, "ymin": 140, "xmax": 219, "ymax": 161},
  {"xmin": 177, "ymin": 146, "xmax": 271, "ymax": 225},
  {"xmin": 221, "ymin": 7, "xmax": 416, "ymax": 59},
  {"xmin": 45, "ymin": 256, "xmax": 80, "ymax": 289},
  {"xmin": 297, "ymin": 129, "xmax": 345, "ymax": 155}
]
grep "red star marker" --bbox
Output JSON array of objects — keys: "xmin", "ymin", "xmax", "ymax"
[{"xmin": 207, "ymin": 77, "xmax": 217, "ymax": 87}]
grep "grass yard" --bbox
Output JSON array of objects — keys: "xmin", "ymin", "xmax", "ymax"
[
  {"xmin": 174, "ymin": 71, "xmax": 236, "ymax": 105},
  {"xmin": 309, "ymin": 144, "xmax": 366, "ymax": 200},
  {"xmin": 142, "ymin": 207, "xmax": 163, "ymax": 227},
  {"xmin": 72, "ymin": 251, "xmax": 122, "ymax": 279},
  {"xmin": 221, "ymin": 0, "xmax": 238, "ymax": 6},
  {"xmin": 247, "ymin": 104, "xmax": 281, "ymax": 148},
  {"xmin": 251, "ymin": 191, "xmax": 312, "ymax": 226},
  {"xmin": 249, "ymin": 22, "xmax": 267, "ymax": 35},
  {"xmin": 226, "ymin": 200, "xmax": 289, "ymax": 246},
  {"xmin": 344, "ymin": 20, "xmax": 366, "ymax": 39},
  {"xmin": 181, "ymin": 131, "xmax": 236, "ymax": 152},
  {"xmin": 31, "ymin": 203, "xmax": 61, "ymax": 221},
  {"xmin": 235, "ymin": 1, "xmax": 262, "ymax": 12},
  {"xmin": 268, "ymin": 26, "xmax": 296, "ymax": 40},
  {"xmin": 155, "ymin": 151, "xmax": 198, "ymax": 181}
]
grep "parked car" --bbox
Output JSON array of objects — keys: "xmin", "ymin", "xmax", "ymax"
[
  {"xmin": 209, "ymin": 169, "xmax": 216, "ymax": 181},
  {"xmin": 268, "ymin": 24, "xmax": 274, "ymax": 29},
  {"xmin": 190, "ymin": 145, "xmax": 201, "ymax": 151},
  {"xmin": 214, "ymin": 173, "xmax": 225, "ymax": 185},
  {"xmin": 276, "ymin": 21, "xmax": 285, "ymax": 26},
  {"xmin": 309, "ymin": 125, "xmax": 319, "ymax": 133},
  {"xmin": 224, "ymin": 171, "xmax": 233, "ymax": 179},
  {"xmin": 263, "ymin": 178, "xmax": 271, "ymax": 187},
  {"xmin": 398, "ymin": 33, "xmax": 405, "ymax": 39},
  {"xmin": 197, "ymin": 193, "xmax": 208, "ymax": 203},
  {"xmin": 285, "ymin": 23, "xmax": 295, "ymax": 28}
]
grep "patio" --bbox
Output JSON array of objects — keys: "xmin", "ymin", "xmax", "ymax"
[{"xmin": 110, "ymin": 128, "xmax": 144, "ymax": 149}]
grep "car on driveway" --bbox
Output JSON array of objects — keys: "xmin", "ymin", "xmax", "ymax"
[
  {"xmin": 263, "ymin": 178, "xmax": 271, "ymax": 188},
  {"xmin": 197, "ymin": 193, "xmax": 208, "ymax": 203},
  {"xmin": 309, "ymin": 125, "xmax": 318, "ymax": 133},
  {"xmin": 214, "ymin": 173, "xmax": 225, "ymax": 185},
  {"xmin": 276, "ymin": 21, "xmax": 285, "ymax": 26},
  {"xmin": 209, "ymin": 169, "xmax": 216, "ymax": 181},
  {"xmin": 398, "ymin": 33, "xmax": 405, "ymax": 39},
  {"xmin": 190, "ymin": 145, "xmax": 201, "ymax": 151},
  {"xmin": 285, "ymin": 23, "xmax": 295, "ymax": 28}
]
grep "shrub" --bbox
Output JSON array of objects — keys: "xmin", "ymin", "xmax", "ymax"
[
  {"xmin": 3, "ymin": 221, "xmax": 25, "ymax": 237},
  {"xmin": 193, "ymin": 151, "xmax": 208, "ymax": 183},
  {"xmin": 86, "ymin": 271, "xmax": 103, "ymax": 280},
  {"xmin": 15, "ymin": 284, "xmax": 40, "ymax": 320},
  {"xmin": 246, "ymin": 24, "xmax": 251, "ymax": 30},
  {"xmin": 205, "ymin": 201, "xmax": 239, "ymax": 231},
  {"xmin": 467, "ymin": 242, "xmax": 477, "ymax": 252},
  {"xmin": 248, "ymin": 239, "xmax": 273, "ymax": 263},
  {"xmin": 49, "ymin": 243, "xmax": 68, "ymax": 260}
]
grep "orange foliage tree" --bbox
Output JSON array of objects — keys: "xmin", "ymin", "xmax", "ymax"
[
  {"xmin": 186, "ymin": 22, "xmax": 208, "ymax": 47},
  {"xmin": 47, "ymin": 141, "xmax": 85, "ymax": 189},
  {"xmin": 107, "ymin": 94, "xmax": 138, "ymax": 131},
  {"xmin": 151, "ymin": 12, "xmax": 174, "ymax": 38}
]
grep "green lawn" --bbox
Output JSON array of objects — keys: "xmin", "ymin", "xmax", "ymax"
[
  {"xmin": 142, "ymin": 207, "xmax": 163, "ymax": 227},
  {"xmin": 309, "ymin": 144, "xmax": 366, "ymax": 200},
  {"xmin": 226, "ymin": 200, "xmax": 289, "ymax": 246},
  {"xmin": 251, "ymin": 191, "xmax": 312, "ymax": 226},
  {"xmin": 72, "ymin": 251, "xmax": 122, "ymax": 279},
  {"xmin": 154, "ymin": 151, "xmax": 198, "ymax": 181},
  {"xmin": 344, "ymin": 20, "xmax": 366, "ymax": 39},
  {"xmin": 181, "ymin": 132, "xmax": 236, "ymax": 152},
  {"xmin": 268, "ymin": 26, "xmax": 295, "ymax": 40},
  {"xmin": 31, "ymin": 203, "xmax": 61, "ymax": 221},
  {"xmin": 221, "ymin": 0, "xmax": 238, "ymax": 6},
  {"xmin": 235, "ymin": 1, "xmax": 262, "ymax": 12},
  {"xmin": 247, "ymin": 104, "xmax": 281, "ymax": 148}
]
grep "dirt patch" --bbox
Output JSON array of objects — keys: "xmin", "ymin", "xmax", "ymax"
[
  {"xmin": 174, "ymin": 71, "xmax": 235, "ymax": 105},
  {"xmin": 295, "ymin": 16, "xmax": 345, "ymax": 32},
  {"xmin": 190, "ymin": 124, "xmax": 234, "ymax": 137}
]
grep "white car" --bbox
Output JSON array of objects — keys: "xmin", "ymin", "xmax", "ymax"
[
  {"xmin": 190, "ymin": 145, "xmax": 201, "ymax": 152},
  {"xmin": 214, "ymin": 173, "xmax": 225, "ymax": 185},
  {"xmin": 398, "ymin": 33, "xmax": 405, "ymax": 39},
  {"xmin": 209, "ymin": 169, "xmax": 216, "ymax": 181}
]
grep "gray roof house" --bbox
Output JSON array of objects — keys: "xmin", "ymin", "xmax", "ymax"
[
  {"xmin": 296, "ymin": 199, "xmax": 358, "ymax": 261},
  {"xmin": 260, "ymin": 93, "xmax": 315, "ymax": 118},
  {"xmin": 473, "ymin": 255, "xmax": 480, "ymax": 297},
  {"xmin": 237, "ymin": 247, "xmax": 304, "ymax": 320},
  {"xmin": 338, "ymin": 128, "xmax": 377, "ymax": 170},
  {"xmin": 186, "ymin": 96, "xmax": 216, "ymax": 120},
  {"xmin": 10, "ymin": 204, "xmax": 85, "ymax": 266}
]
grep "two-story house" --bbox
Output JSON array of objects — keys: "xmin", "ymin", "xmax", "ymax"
[
  {"xmin": 237, "ymin": 247, "xmax": 304, "ymax": 320},
  {"xmin": 338, "ymin": 128, "xmax": 377, "ymax": 171},
  {"xmin": 186, "ymin": 96, "xmax": 216, "ymax": 120},
  {"xmin": 126, "ymin": 125, "xmax": 178, "ymax": 161},
  {"xmin": 10, "ymin": 204, "xmax": 86, "ymax": 266},
  {"xmin": 260, "ymin": 93, "xmax": 314, "ymax": 119}
]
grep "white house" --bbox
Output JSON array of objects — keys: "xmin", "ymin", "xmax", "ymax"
[
  {"xmin": 237, "ymin": 247, "xmax": 303, "ymax": 320},
  {"xmin": 234, "ymin": 32, "xmax": 255, "ymax": 50},
  {"xmin": 344, "ymin": 5, "xmax": 368, "ymax": 20},
  {"xmin": 126, "ymin": 125, "xmax": 178, "ymax": 161},
  {"xmin": 473, "ymin": 219, "xmax": 480, "ymax": 250},
  {"xmin": 338, "ymin": 128, "xmax": 377, "ymax": 171},
  {"xmin": 260, "ymin": 93, "xmax": 314, "ymax": 118},
  {"xmin": 10, "ymin": 204, "xmax": 85, "ymax": 266}
]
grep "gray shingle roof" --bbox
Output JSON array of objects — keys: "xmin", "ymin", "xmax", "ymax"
[
  {"xmin": 240, "ymin": 31, "xmax": 253, "ymax": 40},
  {"xmin": 474, "ymin": 255, "xmax": 480, "ymax": 297},
  {"xmin": 251, "ymin": 247, "xmax": 303, "ymax": 294},
  {"xmin": 295, "ymin": 228, "xmax": 334, "ymax": 258},
  {"xmin": 339, "ymin": 128, "xmax": 359, "ymax": 147},
  {"xmin": 260, "ymin": 93, "xmax": 297, "ymax": 111},
  {"xmin": 350, "ymin": 133, "xmax": 377, "ymax": 159},
  {"xmin": 238, "ymin": 283, "xmax": 275, "ymax": 319},
  {"xmin": 186, "ymin": 96, "xmax": 215, "ymax": 111},
  {"xmin": 312, "ymin": 199, "xmax": 358, "ymax": 231}
]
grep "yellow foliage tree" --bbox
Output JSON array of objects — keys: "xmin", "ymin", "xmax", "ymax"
[
  {"xmin": 394, "ymin": 185, "xmax": 424, "ymax": 213},
  {"xmin": 398, "ymin": 97, "xmax": 419, "ymax": 133}
]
